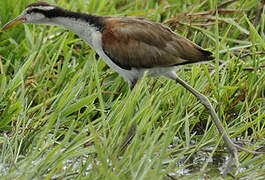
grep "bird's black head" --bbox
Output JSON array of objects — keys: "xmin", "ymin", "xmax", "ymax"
[
  {"xmin": 23, "ymin": 1, "xmax": 65, "ymax": 23},
  {"xmin": 1, "ymin": 1, "xmax": 65, "ymax": 30},
  {"xmin": 1, "ymin": 1, "xmax": 104, "ymax": 32}
]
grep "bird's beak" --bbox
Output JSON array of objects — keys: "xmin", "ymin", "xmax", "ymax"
[{"xmin": 1, "ymin": 15, "xmax": 26, "ymax": 32}]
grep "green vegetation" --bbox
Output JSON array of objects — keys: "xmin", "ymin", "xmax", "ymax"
[{"xmin": 0, "ymin": 0, "xmax": 264, "ymax": 179}]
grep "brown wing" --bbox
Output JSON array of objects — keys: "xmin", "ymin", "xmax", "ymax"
[{"xmin": 101, "ymin": 17, "xmax": 213, "ymax": 70}]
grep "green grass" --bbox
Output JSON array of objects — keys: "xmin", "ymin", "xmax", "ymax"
[{"xmin": 0, "ymin": 0, "xmax": 265, "ymax": 179}]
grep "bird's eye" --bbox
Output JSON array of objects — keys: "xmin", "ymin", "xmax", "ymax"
[{"xmin": 26, "ymin": 10, "xmax": 34, "ymax": 14}]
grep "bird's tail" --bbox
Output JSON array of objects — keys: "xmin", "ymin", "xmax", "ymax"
[{"xmin": 198, "ymin": 48, "xmax": 215, "ymax": 61}]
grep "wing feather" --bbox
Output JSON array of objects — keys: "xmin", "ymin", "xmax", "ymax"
[{"xmin": 101, "ymin": 17, "xmax": 213, "ymax": 69}]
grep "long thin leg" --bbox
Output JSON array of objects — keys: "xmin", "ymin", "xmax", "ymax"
[
  {"xmin": 118, "ymin": 78, "xmax": 139, "ymax": 152},
  {"xmin": 129, "ymin": 78, "xmax": 138, "ymax": 90},
  {"xmin": 166, "ymin": 71, "xmax": 264, "ymax": 151},
  {"xmin": 120, "ymin": 123, "xmax": 136, "ymax": 152},
  {"xmin": 177, "ymin": 77, "xmax": 238, "ymax": 156},
  {"xmin": 165, "ymin": 71, "xmax": 240, "ymax": 166},
  {"xmin": 175, "ymin": 74, "xmax": 263, "ymax": 152},
  {"xmin": 163, "ymin": 71, "xmax": 265, "ymax": 173}
]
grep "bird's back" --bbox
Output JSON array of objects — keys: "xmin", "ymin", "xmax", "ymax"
[{"xmin": 100, "ymin": 17, "xmax": 214, "ymax": 70}]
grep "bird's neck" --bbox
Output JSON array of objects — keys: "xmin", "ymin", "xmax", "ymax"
[{"xmin": 45, "ymin": 11, "xmax": 104, "ymax": 45}]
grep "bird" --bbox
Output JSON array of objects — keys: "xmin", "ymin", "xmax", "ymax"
[
  {"xmin": 4, "ymin": 1, "xmax": 258, "ymax": 163},
  {"xmin": 1, "ymin": 1, "xmax": 214, "ymax": 90}
]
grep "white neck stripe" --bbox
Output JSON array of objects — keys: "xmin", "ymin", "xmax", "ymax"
[{"xmin": 26, "ymin": 6, "xmax": 56, "ymax": 11}]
